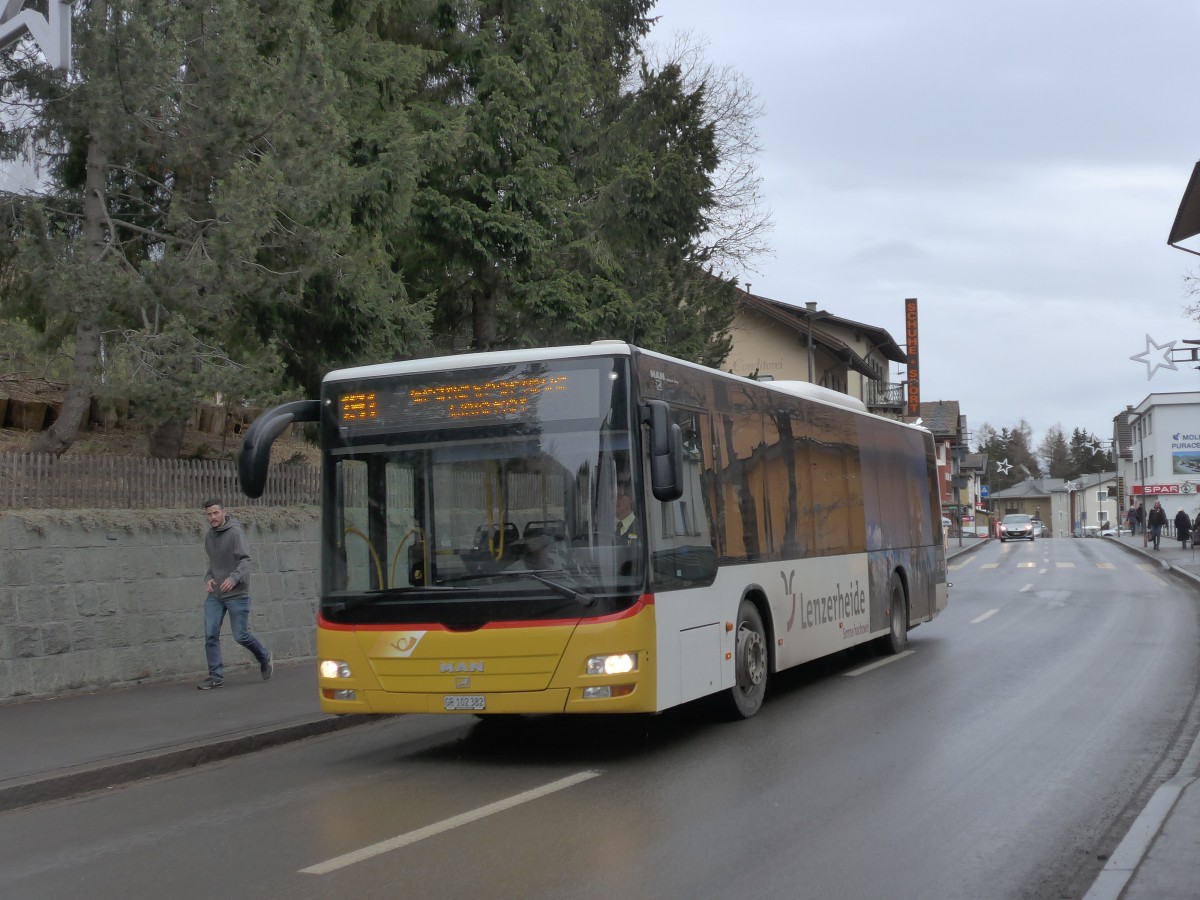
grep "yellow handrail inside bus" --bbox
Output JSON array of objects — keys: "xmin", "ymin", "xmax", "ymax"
[
  {"xmin": 483, "ymin": 463, "xmax": 508, "ymax": 560},
  {"xmin": 343, "ymin": 526, "xmax": 384, "ymax": 590},
  {"xmin": 389, "ymin": 528, "xmax": 424, "ymax": 588}
]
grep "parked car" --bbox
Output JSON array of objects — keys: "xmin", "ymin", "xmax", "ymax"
[
  {"xmin": 1033, "ymin": 520, "xmax": 1049, "ymax": 538},
  {"xmin": 1001, "ymin": 513, "xmax": 1036, "ymax": 542},
  {"xmin": 1101, "ymin": 525, "xmax": 1129, "ymax": 537}
]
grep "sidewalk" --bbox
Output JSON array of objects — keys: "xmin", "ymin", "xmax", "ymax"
[
  {"xmin": 0, "ymin": 659, "xmax": 366, "ymax": 813},
  {"xmin": 2, "ymin": 538, "xmax": 1198, "ymax": 898},
  {"xmin": 1084, "ymin": 531, "xmax": 1200, "ymax": 900}
]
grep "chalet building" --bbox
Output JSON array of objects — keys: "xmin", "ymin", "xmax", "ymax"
[{"xmin": 727, "ymin": 290, "xmax": 909, "ymax": 418}]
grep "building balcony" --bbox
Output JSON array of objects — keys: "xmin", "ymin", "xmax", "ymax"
[{"xmin": 866, "ymin": 382, "xmax": 906, "ymax": 411}]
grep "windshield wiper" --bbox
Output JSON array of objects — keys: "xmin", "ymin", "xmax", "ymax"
[
  {"xmin": 522, "ymin": 570, "xmax": 599, "ymax": 607},
  {"xmin": 439, "ymin": 569, "xmax": 599, "ymax": 606},
  {"xmin": 325, "ymin": 585, "xmax": 455, "ymax": 614}
]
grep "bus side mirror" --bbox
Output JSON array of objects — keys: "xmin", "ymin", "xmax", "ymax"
[
  {"xmin": 238, "ymin": 399, "xmax": 321, "ymax": 498},
  {"xmin": 641, "ymin": 400, "xmax": 684, "ymax": 502}
]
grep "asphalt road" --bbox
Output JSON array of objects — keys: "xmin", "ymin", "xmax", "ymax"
[{"xmin": 2, "ymin": 537, "xmax": 1199, "ymax": 900}]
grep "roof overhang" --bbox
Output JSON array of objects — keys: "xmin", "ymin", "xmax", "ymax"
[
  {"xmin": 737, "ymin": 292, "xmax": 896, "ymax": 377},
  {"xmin": 1168, "ymin": 161, "xmax": 1200, "ymax": 256}
]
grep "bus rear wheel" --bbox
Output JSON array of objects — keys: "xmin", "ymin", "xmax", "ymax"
[
  {"xmin": 727, "ymin": 599, "xmax": 768, "ymax": 719},
  {"xmin": 875, "ymin": 574, "xmax": 908, "ymax": 656}
]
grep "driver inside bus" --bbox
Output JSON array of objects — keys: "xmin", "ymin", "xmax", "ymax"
[
  {"xmin": 614, "ymin": 482, "xmax": 639, "ymax": 543},
  {"xmin": 516, "ymin": 532, "xmax": 556, "ymax": 570}
]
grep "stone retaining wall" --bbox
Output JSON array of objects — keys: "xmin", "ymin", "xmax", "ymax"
[{"xmin": 0, "ymin": 508, "xmax": 320, "ymax": 703}]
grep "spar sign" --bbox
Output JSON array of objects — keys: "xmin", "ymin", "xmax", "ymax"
[{"xmin": 1132, "ymin": 483, "xmax": 1197, "ymax": 495}]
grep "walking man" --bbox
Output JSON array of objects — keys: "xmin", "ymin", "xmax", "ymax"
[
  {"xmin": 199, "ymin": 498, "xmax": 272, "ymax": 689},
  {"xmin": 1148, "ymin": 500, "xmax": 1168, "ymax": 551}
]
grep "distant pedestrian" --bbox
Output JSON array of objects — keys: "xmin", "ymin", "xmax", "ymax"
[
  {"xmin": 198, "ymin": 498, "xmax": 272, "ymax": 690},
  {"xmin": 1175, "ymin": 509, "xmax": 1192, "ymax": 549},
  {"xmin": 1148, "ymin": 500, "xmax": 1167, "ymax": 551},
  {"xmin": 1136, "ymin": 503, "xmax": 1145, "ymax": 535},
  {"xmin": 1125, "ymin": 506, "xmax": 1137, "ymax": 534}
]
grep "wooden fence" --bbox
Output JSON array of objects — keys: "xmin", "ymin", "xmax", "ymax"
[{"xmin": 0, "ymin": 452, "xmax": 318, "ymax": 509}]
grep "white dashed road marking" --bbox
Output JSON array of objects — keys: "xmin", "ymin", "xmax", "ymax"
[{"xmin": 300, "ymin": 771, "xmax": 602, "ymax": 875}]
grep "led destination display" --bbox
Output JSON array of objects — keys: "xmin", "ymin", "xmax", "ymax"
[
  {"xmin": 335, "ymin": 365, "xmax": 602, "ymax": 432},
  {"xmin": 408, "ymin": 375, "xmax": 569, "ymax": 421}
]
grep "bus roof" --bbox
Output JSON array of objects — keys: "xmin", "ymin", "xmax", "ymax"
[
  {"xmin": 762, "ymin": 380, "xmax": 868, "ymax": 412},
  {"xmin": 323, "ymin": 342, "xmax": 633, "ymax": 384},
  {"xmin": 322, "ymin": 341, "xmax": 928, "ymax": 435},
  {"xmin": 631, "ymin": 346, "xmax": 930, "ymax": 435}
]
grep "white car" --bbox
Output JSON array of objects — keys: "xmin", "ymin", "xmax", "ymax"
[
  {"xmin": 1101, "ymin": 526, "xmax": 1129, "ymax": 537},
  {"xmin": 1001, "ymin": 514, "xmax": 1036, "ymax": 542}
]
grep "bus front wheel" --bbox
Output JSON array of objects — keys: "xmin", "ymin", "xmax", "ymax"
[
  {"xmin": 727, "ymin": 600, "xmax": 768, "ymax": 719},
  {"xmin": 875, "ymin": 574, "xmax": 908, "ymax": 656}
]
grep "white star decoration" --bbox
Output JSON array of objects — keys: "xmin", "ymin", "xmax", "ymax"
[
  {"xmin": 1064, "ymin": 480, "xmax": 1079, "ymax": 492},
  {"xmin": 1130, "ymin": 334, "xmax": 1177, "ymax": 380},
  {"xmin": 995, "ymin": 459, "xmax": 1012, "ymax": 476}
]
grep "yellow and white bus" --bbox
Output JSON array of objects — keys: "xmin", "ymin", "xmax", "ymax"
[{"xmin": 240, "ymin": 342, "xmax": 948, "ymax": 719}]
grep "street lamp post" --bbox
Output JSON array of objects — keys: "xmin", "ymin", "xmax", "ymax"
[{"xmin": 1137, "ymin": 412, "xmax": 1149, "ymax": 547}]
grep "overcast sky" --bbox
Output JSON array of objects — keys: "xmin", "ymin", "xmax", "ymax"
[{"xmin": 650, "ymin": 0, "xmax": 1200, "ymax": 451}]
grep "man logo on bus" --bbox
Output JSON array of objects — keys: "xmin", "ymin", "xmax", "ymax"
[{"xmin": 441, "ymin": 661, "xmax": 484, "ymax": 673}]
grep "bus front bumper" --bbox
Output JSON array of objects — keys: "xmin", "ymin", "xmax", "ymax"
[{"xmin": 320, "ymin": 686, "xmax": 653, "ymax": 715}]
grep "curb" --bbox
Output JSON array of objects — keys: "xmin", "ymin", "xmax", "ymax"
[
  {"xmin": 0, "ymin": 714, "xmax": 378, "ymax": 813},
  {"xmin": 1083, "ymin": 775, "xmax": 1198, "ymax": 900},
  {"xmin": 1105, "ymin": 537, "xmax": 1200, "ymax": 588}
]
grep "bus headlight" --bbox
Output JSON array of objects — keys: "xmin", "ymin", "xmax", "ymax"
[
  {"xmin": 586, "ymin": 652, "xmax": 638, "ymax": 676},
  {"xmin": 320, "ymin": 659, "xmax": 352, "ymax": 679}
]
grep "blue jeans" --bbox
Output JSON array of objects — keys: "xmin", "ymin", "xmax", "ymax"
[
  {"xmin": 1151, "ymin": 525, "xmax": 1163, "ymax": 548},
  {"xmin": 204, "ymin": 594, "xmax": 268, "ymax": 679}
]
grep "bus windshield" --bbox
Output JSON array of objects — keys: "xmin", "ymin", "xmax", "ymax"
[{"xmin": 320, "ymin": 357, "xmax": 643, "ymax": 621}]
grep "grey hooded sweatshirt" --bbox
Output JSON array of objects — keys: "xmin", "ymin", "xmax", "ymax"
[{"xmin": 205, "ymin": 515, "xmax": 253, "ymax": 600}]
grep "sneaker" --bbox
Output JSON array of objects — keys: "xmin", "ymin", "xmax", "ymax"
[
  {"xmin": 197, "ymin": 676, "xmax": 224, "ymax": 690},
  {"xmin": 261, "ymin": 652, "xmax": 274, "ymax": 681}
]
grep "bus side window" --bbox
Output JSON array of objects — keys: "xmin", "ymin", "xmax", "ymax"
[
  {"xmin": 650, "ymin": 411, "xmax": 718, "ymax": 587},
  {"xmin": 808, "ymin": 404, "xmax": 856, "ymax": 556},
  {"xmin": 714, "ymin": 384, "xmax": 765, "ymax": 562}
]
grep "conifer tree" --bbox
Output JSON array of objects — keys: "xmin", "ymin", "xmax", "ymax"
[
  {"xmin": 1, "ymin": 0, "xmax": 429, "ymax": 454},
  {"xmin": 1037, "ymin": 425, "xmax": 1073, "ymax": 478}
]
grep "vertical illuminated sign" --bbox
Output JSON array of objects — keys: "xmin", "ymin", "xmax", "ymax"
[{"xmin": 905, "ymin": 298, "xmax": 920, "ymax": 418}]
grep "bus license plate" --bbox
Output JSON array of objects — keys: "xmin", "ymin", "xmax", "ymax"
[{"xmin": 444, "ymin": 695, "xmax": 485, "ymax": 711}]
